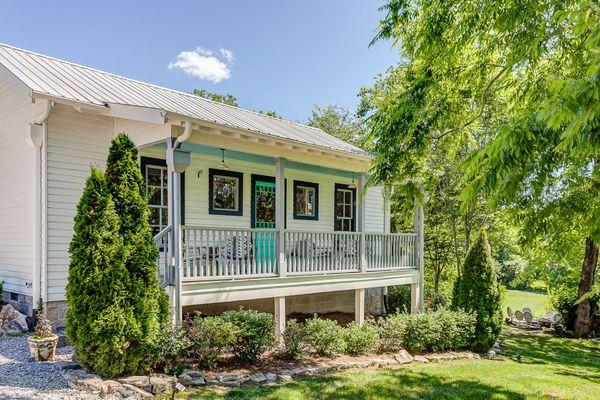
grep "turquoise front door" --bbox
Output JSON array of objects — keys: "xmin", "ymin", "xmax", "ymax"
[{"xmin": 253, "ymin": 179, "xmax": 276, "ymax": 263}]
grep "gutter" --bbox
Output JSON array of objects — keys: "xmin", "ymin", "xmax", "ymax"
[{"xmin": 25, "ymin": 99, "xmax": 54, "ymax": 314}]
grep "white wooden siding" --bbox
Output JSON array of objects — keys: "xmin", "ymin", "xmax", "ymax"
[
  {"xmin": 140, "ymin": 147, "xmax": 386, "ymax": 233},
  {"xmin": 46, "ymin": 105, "xmax": 112, "ymax": 301},
  {"xmin": 0, "ymin": 76, "xmax": 37, "ymax": 295}
]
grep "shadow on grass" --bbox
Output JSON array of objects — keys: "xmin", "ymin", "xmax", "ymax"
[
  {"xmin": 190, "ymin": 369, "xmax": 528, "ymax": 400},
  {"xmin": 501, "ymin": 327, "xmax": 600, "ymax": 383}
]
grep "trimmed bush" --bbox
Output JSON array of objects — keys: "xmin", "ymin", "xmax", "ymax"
[
  {"xmin": 343, "ymin": 321, "xmax": 379, "ymax": 355},
  {"xmin": 220, "ymin": 309, "xmax": 275, "ymax": 363},
  {"xmin": 304, "ymin": 317, "xmax": 346, "ymax": 355},
  {"xmin": 66, "ymin": 168, "xmax": 134, "ymax": 378},
  {"xmin": 189, "ymin": 316, "xmax": 239, "ymax": 368},
  {"xmin": 452, "ymin": 229, "xmax": 502, "ymax": 352},
  {"xmin": 105, "ymin": 134, "xmax": 169, "ymax": 372},
  {"xmin": 379, "ymin": 309, "xmax": 475, "ymax": 353},
  {"xmin": 279, "ymin": 319, "xmax": 307, "ymax": 359},
  {"xmin": 154, "ymin": 323, "xmax": 191, "ymax": 375}
]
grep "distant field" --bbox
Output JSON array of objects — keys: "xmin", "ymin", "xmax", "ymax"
[{"xmin": 504, "ymin": 289, "xmax": 550, "ymax": 317}]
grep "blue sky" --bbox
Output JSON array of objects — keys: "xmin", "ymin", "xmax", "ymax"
[{"xmin": 1, "ymin": 1, "xmax": 398, "ymax": 122}]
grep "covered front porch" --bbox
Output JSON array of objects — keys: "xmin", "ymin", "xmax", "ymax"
[{"xmin": 132, "ymin": 120, "xmax": 424, "ymax": 333}]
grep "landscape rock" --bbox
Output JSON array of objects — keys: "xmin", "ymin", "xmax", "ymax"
[
  {"xmin": 249, "ymin": 373, "xmax": 267, "ymax": 383},
  {"xmin": 63, "ymin": 369, "xmax": 107, "ymax": 394},
  {"xmin": 118, "ymin": 376, "xmax": 152, "ymax": 392},
  {"xmin": 395, "ymin": 349, "xmax": 414, "ymax": 364},
  {"xmin": 149, "ymin": 375, "xmax": 174, "ymax": 394},
  {"xmin": 221, "ymin": 380, "xmax": 241, "ymax": 387},
  {"xmin": 119, "ymin": 383, "xmax": 153, "ymax": 399},
  {"xmin": 221, "ymin": 373, "xmax": 240, "ymax": 382},
  {"xmin": 265, "ymin": 373, "xmax": 277, "ymax": 381},
  {"xmin": 178, "ymin": 373, "xmax": 206, "ymax": 387},
  {"xmin": 59, "ymin": 361, "xmax": 82, "ymax": 371},
  {"xmin": 413, "ymin": 355, "xmax": 429, "ymax": 363},
  {"xmin": 482, "ymin": 350, "xmax": 496, "ymax": 359},
  {"xmin": 0, "ymin": 304, "xmax": 28, "ymax": 334}
]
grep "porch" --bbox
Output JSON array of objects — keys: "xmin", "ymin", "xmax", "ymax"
[{"xmin": 138, "ymin": 121, "xmax": 424, "ymax": 333}]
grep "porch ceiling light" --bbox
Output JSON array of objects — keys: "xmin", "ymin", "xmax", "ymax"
[
  {"xmin": 218, "ymin": 148, "xmax": 230, "ymax": 170},
  {"xmin": 348, "ymin": 172, "xmax": 357, "ymax": 189}
]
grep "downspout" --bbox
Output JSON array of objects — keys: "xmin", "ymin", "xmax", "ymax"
[
  {"xmin": 25, "ymin": 99, "xmax": 54, "ymax": 317},
  {"xmin": 169, "ymin": 121, "xmax": 192, "ymax": 323}
]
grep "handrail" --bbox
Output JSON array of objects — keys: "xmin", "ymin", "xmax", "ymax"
[{"xmin": 153, "ymin": 225, "xmax": 172, "ymax": 242}]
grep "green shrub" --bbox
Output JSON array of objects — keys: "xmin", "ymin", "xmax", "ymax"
[
  {"xmin": 343, "ymin": 321, "xmax": 379, "ymax": 355},
  {"xmin": 279, "ymin": 319, "xmax": 307, "ymax": 359},
  {"xmin": 66, "ymin": 168, "xmax": 134, "ymax": 378},
  {"xmin": 452, "ymin": 229, "xmax": 502, "ymax": 352},
  {"xmin": 154, "ymin": 324, "xmax": 191, "ymax": 375},
  {"xmin": 189, "ymin": 316, "xmax": 239, "ymax": 368},
  {"xmin": 105, "ymin": 134, "xmax": 169, "ymax": 373},
  {"xmin": 378, "ymin": 309, "xmax": 475, "ymax": 353},
  {"xmin": 220, "ymin": 309, "xmax": 275, "ymax": 363},
  {"xmin": 304, "ymin": 317, "xmax": 346, "ymax": 355}
]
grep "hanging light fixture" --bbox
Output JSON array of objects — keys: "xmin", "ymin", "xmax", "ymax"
[
  {"xmin": 348, "ymin": 172, "xmax": 357, "ymax": 189},
  {"xmin": 218, "ymin": 148, "xmax": 230, "ymax": 170}
]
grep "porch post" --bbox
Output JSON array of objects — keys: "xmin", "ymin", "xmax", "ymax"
[
  {"xmin": 411, "ymin": 190, "xmax": 425, "ymax": 313},
  {"xmin": 355, "ymin": 288, "xmax": 365, "ymax": 325},
  {"xmin": 274, "ymin": 296, "xmax": 286, "ymax": 345},
  {"xmin": 166, "ymin": 141, "xmax": 191, "ymax": 323},
  {"xmin": 357, "ymin": 172, "xmax": 367, "ymax": 273},
  {"xmin": 275, "ymin": 157, "xmax": 287, "ymax": 277}
]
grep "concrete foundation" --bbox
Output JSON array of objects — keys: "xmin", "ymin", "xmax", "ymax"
[{"xmin": 183, "ymin": 288, "xmax": 385, "ymax": 317}]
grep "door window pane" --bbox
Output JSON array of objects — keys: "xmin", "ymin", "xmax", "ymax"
[
  {"xmin": 212, "ymin": 175, "xmax": 239, "ymax": 211},
  {"xmin": 145, "ymin": 164, "xmax": 168, "ymax": 235},
  {"xmin": 335, "ymin": 186, "xmax": 354, "ymax": 231}
]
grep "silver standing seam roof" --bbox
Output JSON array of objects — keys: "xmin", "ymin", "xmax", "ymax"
[{"xmin": 0, "ymin": 43, "xmax": 369, "ymax": 157}]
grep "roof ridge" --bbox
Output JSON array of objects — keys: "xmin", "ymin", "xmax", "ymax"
[{"xmin": 0, "ymin": 42, "xmax": 335, "ymax": 136}]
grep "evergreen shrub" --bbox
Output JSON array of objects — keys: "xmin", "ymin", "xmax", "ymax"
[
  {"xmin": 452, "ymin": 229, "xmax": 503, "ymax": 352},
  {"xmin": 279, "ymin": 319, "xmax": 307, "ymax": 359},
  {"xmin": 220, "ymin": 309, "xmax": 275, "ymax": 363},
  {"xmin": 189, "ymin": 316, "xmax": 239, "ymax": 368},
  {"xmin": 304, "ymin": 316, "xmax": 346, "ymax": 355},
  {"xmin": 343, "ymin": 321, "xmax": 379, "ymax": 355}
]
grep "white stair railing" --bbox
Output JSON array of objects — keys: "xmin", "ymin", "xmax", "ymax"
[{"xmin": 153, "ymin": 225, "xmax": 173, "ymax": 287}]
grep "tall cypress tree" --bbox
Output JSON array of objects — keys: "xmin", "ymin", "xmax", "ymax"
[
  {"xmin": 452, "ymin": 229, "xmax": 502, "ymax": 352},
  {"xmin": 66, "ymin": 168, "xmax": 134, "ymax": 378},
  {"xmin": 105, "ymin": 134, "xmax": 169, "ymax": 373}
]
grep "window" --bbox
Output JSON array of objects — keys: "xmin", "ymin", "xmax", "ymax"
[
  {"xmin": 209, "ymin": 169, "xmax": 243, "ymax": 216},
  {"xmin": 334, "ymin": 183, "xmax": 355, "ymax": 231},
  {"xmin": 293, "ymin": 180, "xmax": 318, "ymax": 220},
  {"xmin": 145, "ymin": 164, "xmax": 168, "ymax": 236}
]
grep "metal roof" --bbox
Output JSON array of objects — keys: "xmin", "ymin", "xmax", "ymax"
[{"xmin": 0, "ymin": 43, "xmax": 369, "ymax": 157}]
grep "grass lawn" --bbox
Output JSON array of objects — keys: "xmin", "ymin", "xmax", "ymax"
[
  {"xmin": 173, "ymin": 327, "xmax": 600, "ymax": 400},
  {"xmin": 504, "ymin": 290, "xmax": 550, "ymax": 317}
]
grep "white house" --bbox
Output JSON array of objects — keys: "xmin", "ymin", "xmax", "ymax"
[{"xmin": 0, "ymin": 43, "xmax": 423, "ymax": 335}]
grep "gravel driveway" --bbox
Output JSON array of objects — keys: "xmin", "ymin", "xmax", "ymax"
[{"xmin": 0, "ymin": 334, "xmax": 105, "ymax": 400}]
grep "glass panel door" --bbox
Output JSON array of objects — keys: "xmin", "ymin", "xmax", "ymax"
[{"xmin": 254, "ymin": 180, "xmax": 276, "ymax": 263}]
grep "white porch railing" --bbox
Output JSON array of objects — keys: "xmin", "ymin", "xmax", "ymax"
[
  {"xmin": 154, "ymin": 226, "xmax": 417, "ymax": 282},
  {"xmin": 285, "ymin": 230, "xmax": 362, "ymax": 275},
  {"xmin": 153, "ymin": 225, "xmax": 173, "ymax": 287},
  {"xmin": 181, "ymin": 226, "xmax": 279, "ymax": 281}
]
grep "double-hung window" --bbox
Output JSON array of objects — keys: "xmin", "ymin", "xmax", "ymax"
[
  {"xmin": 293, "ymin": 180, "xmax": 318, "ymax": 220},
  {"xmin": 334, "ymin": 184, "xmax": 355, "ymax": 231},
  {"xmin": 145, "ymin": 164, "xmax": 168, "ymax": 236}
]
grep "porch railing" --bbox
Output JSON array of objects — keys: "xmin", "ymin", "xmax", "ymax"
[
  {"xmin": 153, "ymin": 225, "xmax": 173, "ymax": 287},
  {"xmin": 155, "ymin": 226, "xmax": 417, "ymax": 282},
  {"xmin": 181, "ymin": 226, "xmax": 279, "ymax": 281}
]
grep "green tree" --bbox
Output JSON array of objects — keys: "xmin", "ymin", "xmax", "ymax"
[
  {"xmin": 192, "ymin": 89, "xmax": 239, "ymax": 107},
  {"xmin": 105, "ymin": 134, "xmax": 169, "ymax": 373},
  {"xmin": 308, "ymin": 104, "xmax": 369, "ymax": 150},
  {"xmin": 369, "ymin": 0, "xmax": 599, "ymax": 336},
  {"xmin": 453, "ymin": 229, "xmax": 502, "ymax": 352},
  {"xmin": 66, "ymin": 168, "xmax": 134, "ymax": 378}
]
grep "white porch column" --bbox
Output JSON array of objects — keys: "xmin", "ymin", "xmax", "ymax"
[
  {"xmin": 166, "ymin": 141, "xmax": 191, "ymax": 323},
  {"xmin": 275, "ymin": 157, "xmax": 287, "ymax": 277},
  {"xmin": 274, "ymin": 296, "xmax": 286, "ymax": 344},
  {"xmin": 357, "ymin": 172, "xmax": 367, "ymax": 273},
  {"xmin": 411, "ymin": 193, "xmax": 425, "ymax": 313},
  {"xmin": 355, "ymin": 288, "xmax": 365, "ymax": 325}
]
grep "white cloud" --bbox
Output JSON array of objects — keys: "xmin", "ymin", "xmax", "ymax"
[{"xmin": 168, "ymin": 47, "xmax": 234, "ymax": 84}]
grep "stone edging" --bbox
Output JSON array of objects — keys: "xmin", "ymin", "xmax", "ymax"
[{"xmin": 61, "ymin": 347, "xmax": 500, "ymax": 398}]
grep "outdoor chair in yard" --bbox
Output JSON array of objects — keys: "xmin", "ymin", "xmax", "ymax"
[
  {"xmin": 515, "ymin": 310, "xmax": 524, "ymax": 321},
  {"xmin": 523, "ymin": 311, "xmax": 534, "ymax": 324}
]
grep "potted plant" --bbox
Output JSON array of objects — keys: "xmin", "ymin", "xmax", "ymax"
[{"xmin": 28, "ymin": 310, "xmax": 58, "ymax": 361}]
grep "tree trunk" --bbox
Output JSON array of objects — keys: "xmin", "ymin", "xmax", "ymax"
[
  {"xmin": 574, "ymin": 237, "xmax": 598, "ymax": 337},
  {"xmin": 464, "ymin": 210, "xmax": 472, "ymax": 253},
  {"xmin": 450, "ymin": 217, "xmax": 461, "ymax": 279}
]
